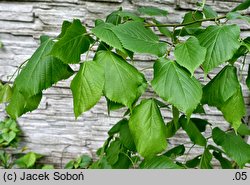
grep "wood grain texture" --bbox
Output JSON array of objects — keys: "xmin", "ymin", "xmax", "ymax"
[{"xmin": 0, "ymin": 0, "xmax": 249, "ymax": 168}]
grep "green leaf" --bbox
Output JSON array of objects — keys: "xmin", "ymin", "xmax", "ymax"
[
  {"xmin": 51, "ymin": 19, "xmax": 93, "ymax": 64},
  {"xmin": 0, "ymin": 151, "xmax": 11, "ymax": 168},
  {"xmin": 199, "ymin": 148, "xmax": 213, "ymax": 169},
  {"xmin": 42, "ymin": 165, "xmax": 54, "ymax": 169},
  {"xmin": 129, "ymin": 99, "xmax": 167, "ymax": 158},
  {"xmin": 111, "ymin": 22, "xmax": 167, "ymax": 57},
  {"xmin": 213, "ymin": 151, "xmax": 232, "ymax": 169},
  {"xmin": 193, "ymin": 104, "xmax": 205, "ymax": 114},
  {"xmin": 140, "ymin": 156, "xmax": 182, "ymax": 169},
  {"xmin": 14, "ymin": 37, "xmax": 74, "ymax": 98},
  {"xmin": 202, "ymin": 66, "xmax": 245, "ymax": 130},
  {"xmin": 106, "ymin": 97, "xmax": 125, "ymax": 115},
  {"xmin": 40, "ymin": 35, "xmax": 50, "ymax": 44},
  {"xmin": 203, "ymin": 5, "xmax": 218, "ymax": 19},
  {"xmin": 0, "ymin": 119, "xmax": 20, "ymax": 147},
  {"xmin": 229, "ymin": 45, "xmax": 248, "ymax": 64},
  {"xmin": 232, "ymin": 0, "xmax": 250, "ymax": 12},
  {"xmin": 154, "ymin": 99, "xmax": 170, "ymax": 109},
  {"xmin": 163, "ymin": 145, "xmax": 185, "ymax": 158},
  {"xmin": 106, "ymin": 9, "xmax": 122, "ymax": 25},
  {"xmin": 117, "ymin": 11, "xmax": 144, "ymax": 22},
  {"xmin": 154, "ymin": 20, "xmax": 172, "ymax": 38},
  {"xmin": 138, "ymin": 6, "xmax": 168, "ymax": 16},
  {"xmin": 175, "ymin": 27, "xmax": 204, "ymax": 38},
  {"xmin": 212, "ymin": 127, "xmax": 250, "ymax": 168},
  {"xmin": 15, "ymin": 152, "xmax": 43, "ymax": 169},
  {"xmin": 243, "ymin": 37, "xmax": 250, "ymax": 51},
  {"xmin": 180, "ymin": 116, "xmax": 207, "ymax": 146},
  {"xmin": 2, "ymin": 131, "xmax": 16, "ymax": 144},
  {"xmin": 165, "ymin": 120, "xmax": 181, "ymax": 138},
  {"xmin": 237, "ymin": 124, "xmax": 250, "ymax": 136},
  {"xmin": 151, "ymin": 58, "xmax": 202, "ymax": 116},
  {"xmin": 202, "ymin": 66, "xmax": 240, "ymax": 107},
  {"xmin": 185, "ymin": 155, "xmax": 201, "ymax": 168},
  {"xmin": 112, "ymin": 153, "xmax": 131, "ymax": 169},
  {"xmin": 108, "ymin": 119, "xmax": 124, "ymax": 136},
  {"xmin": 220, "ymin": 88, "xmax": 246, "ymax": 131},
  {"xmin": 226, "ymin": 12, "xmax": 250, "ymax": 23},
  {"xmin": 182, "ymin": 11, "xmax": 203, "ymax": 28},
  {"xmin": 89, "ymin": 157, "xmax": 112, "ymax": 169},
  {"xmin": 79, "ymin": 155, "xmax": 92, "ymax": 168},
  {"xmin": 106, "ymin": 140, "xmax": 122, "ymax": 166},
  {"xmin": 197, "ymin": 25, "xmax": 240, "ymax": 74},
  {"xmin": 207, "ymin": 145, "xmax": 226, "ymax": 155},
  {"xmin": 174, "ymin": 36, "xmax": 206, "ymax": 75},
  {"xmin": 92, "ymin": 23, "xmax": 123, "ymax": 51},
  {"xmin": 64, "ymin": 161, "xmax": 74, "ymax": 169},
  {"xmin": 94, "ymin": 51, "xmax": 147, "ymax": 108},
  {"xmin": 115, "ymin": 48, "xmax": 134, "ymax": 60},
  {"xmin": 247, "ymin": 64, "xmax": 250, "ymax": 90},
  {"xmin": 57, "ymin": 20, "xmax": 72, "ymax": 38},
  {"xmin": 6, "ymin": 88, "xmax": 42, "ymax": 119},
  {"xmin": 119, "ymin": 119, "xmax": 136, "ymax": 151},
  {"xmin": 190, "ymin": 118, "xmax": 211, "ymax": 132},
  {"xmin": 70, "ymin": 61, "xmax": 104, "ymax": 118},
  {"xmin": 172, "ymin": 106, "xmax": 180, "ymax": 129},
  {"xmin": 0, "ymin": 84, "xmax": 12, "ymax": 103},
  {"xmin": 108, "ymin": 119, "xmax": 135, "ymax": 150},
  {"xmin": 96, "ymin": 41, "xmax": 111, "ymax": 52}
]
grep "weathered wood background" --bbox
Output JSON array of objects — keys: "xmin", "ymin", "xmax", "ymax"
[{"xmin": 0, "ymin": 0, "xmax": 249, "ymax": 168}]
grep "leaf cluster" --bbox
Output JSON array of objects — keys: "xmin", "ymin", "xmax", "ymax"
[
  {"xmin": 0, "ymin": 118, "xmax": 53, "ymax": 169},
  {"xmin": 1, "ymin": 1, "xmax": 250, "ymax": 169}
]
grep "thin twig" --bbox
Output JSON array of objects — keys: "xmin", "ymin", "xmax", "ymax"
[
  {"xmin": 145, "ymin": 15, "xmax": 227, "ymax": 28},
  {"xmin": 201, "ymin": 0, "xmax": 206, "ymax": 9},
  {"xmin": 8, "ymin": 59, "xmax": 29, "ymax": 83},
  {"xmin": 121, "ymin": 152, "xmax": 136, "ymax": 169},
  {"xmin": 61, "ymin": 145, "xmax": 71, "ymax": 169},
  {"xmin": 160, "ymin": 40, "xmax": 175, "ymax": 46},
  {"xmin": 140, "ymin": 66, "xmax": 153, "ymax": 71},
  {"xmin": 184, "ymin": 144, "xmax": 195, "ymax": 163},
  {"xmin": 239, "ymin": 54, "xmax": 247, "ymax": 81},
  {"xmin": 146, "ymin": 12, "xmax": 249, "ymax": 28},
  {"xmin": 85, "ymin": 40, "xmax": 97, "ymax": 61}
]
